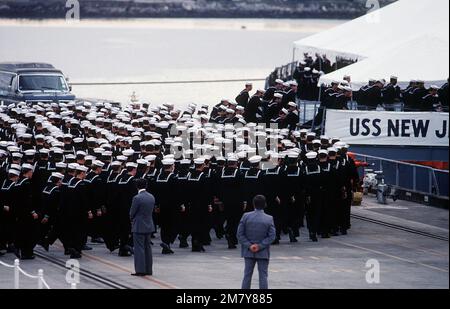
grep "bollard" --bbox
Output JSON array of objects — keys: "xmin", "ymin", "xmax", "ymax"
[
  {"xmin": 14, "ymin": 259, "xmax": 20, "ymax": 289},
  {"xmin": 38, "ymin": 269, "xmax": 44, "ymax": 289}
]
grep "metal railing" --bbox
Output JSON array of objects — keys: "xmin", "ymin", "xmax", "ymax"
[
  {"xmin": 352, "ymin": 153, "xmax": 449, "ymax": 198},
  {"xmin": 0, "ymin": 259, "xmax": 51, "ymax": 289}
]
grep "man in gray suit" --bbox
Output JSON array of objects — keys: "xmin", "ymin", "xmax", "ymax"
[
  {"xmin": 129, "ymin": 179, "xmax": 155, "ymax": 276},
  {"xmin": 237, "ymin": 195, "xmax": 276, "ymax": 290}
]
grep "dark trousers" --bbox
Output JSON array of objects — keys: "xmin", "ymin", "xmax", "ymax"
[{"xmin": 133, "ymin": 233, "xmax": 153, "ymax": 275}]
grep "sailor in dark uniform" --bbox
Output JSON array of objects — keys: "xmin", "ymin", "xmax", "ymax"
[
  {"xmin": 0, "ymin": 168, "xmax": 20, "ymax": 253},
  {"xmin": 285, "ymin": 102, "xmax": 299, "ymax": 131},
  {"xmin": 303, "ymin": 152, "xmax": 322, "ymax": 242},
  {"xmin": 186, "ymin": 157, "xmax": 213, "ymax": 252},
  {"xmin": 279, "ymin": 152, "xmax": 303, "ymax": 243},
  {"xmin": 282, "ymin": 81, "xmax": 298, "ymax": 107},
  {"xmin": 438, "ymin": 79, "xmax": 449, "ymax": 110},
  {"xmin": 104, "ymin": 161, "xmax": 122, "ymax": 252},
  {"xmin": 217, "ymin": 155, "xmax": 245, "ymax": 249},
  {"xmin": 335, "ymin": 142, "xmax": 359, "ymax": 235},
  {"xmin": 235, "ymin": 83, "xmax": 253, "ymax": 109},
  {"xmin": 421, "ymin": 85, "xmax": 441, "ymax": 111},
  {"xmin": 265, "ymin": 93, "xmax": 284, "ymax": 125},
  {"xmin": 382, "ymin": 76, "xmax": 401, "ymax": 106},
  {"xmin": 116, "ymin": 162, "xmax": 138, "ymax": 256},
  {"xmin": 154, "ymin": 158, "xmax": 179, "ymax": 254},
  {"xmin": 60, "ymin": 164, "xmax": 91, "ymax": 259},
  {"xmin": 326, "ymin": 147, "xmax": 346, "ymax": 236},
  {"xmin": 244, "ymin": 90, "xmax": 265, "ymax": 124},
  {"xmin": 85, "ymin": 160, "xmax": 106, "ymax": 244},
  {"xmin": 14, "ymin": 164, "xmax": 39, "ymax": 259},
  {"xmin": 410, "ymin": 80, "xmax": 429, "ymax": 111},
  {"xmin": 242, "ymin": 156, "xmax": 265, "ymax": 212},
  {"xmin": 175, "ymin": 159, "xmax": 192, "ymax": 248},
  {"xmin": 39, "ymin": 172, "xmax": 64, "ymax": 251}
]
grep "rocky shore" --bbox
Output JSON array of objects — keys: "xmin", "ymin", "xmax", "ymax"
[{"xmin": 0, "ymin": 0, "xmax": 395, "ymax": 20}]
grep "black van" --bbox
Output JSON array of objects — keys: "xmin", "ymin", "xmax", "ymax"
[{"xmin": 0, "ymin": 62, "xmax": 76, "ymax": 105}]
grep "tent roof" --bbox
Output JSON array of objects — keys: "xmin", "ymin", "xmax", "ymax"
[
  {"xmin": 293, "ymin": 0, "xmax": 449, "ymax": 88},
  {"xmin": 294, "ymin": 0, "xmax": 449, "ymax": 62},
  {"xmin": 320, "ymin": 35, "xmax": 449, "ymax": 89}
]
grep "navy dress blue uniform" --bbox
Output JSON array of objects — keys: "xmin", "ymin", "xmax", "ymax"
[
  {"xmin": 186, "ymin": 170, "xmax": 213, "ymax": 251},
  {"xmin": 217, "ymin": 166, "xmax": 245, "ymax": 249},
  {"xmin": 154, "ymin": 170, "xmax": 179, "ymax": 252},
  {"xmin": 0, "ymin": 178, "xmax": 16, "ymax": 251},
  {"xmin": 60, "ymin": 177, "xmax": 90, "ymax": 257},
  {"xmin": 14, "ymin": 177, "xmax": 39, "ymax": 258},
  {"xmin": 116, "ymin": 173, "xmax": 137, "ymax": 255}
]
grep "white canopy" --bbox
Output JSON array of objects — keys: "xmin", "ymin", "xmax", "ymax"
[
  {"xmin": 293, "ymin": 0, "xmax": 450, "ymax": 88},
  {"xmin": 320, "ymin": 35, "xmax": 449, "ymax": 89}
]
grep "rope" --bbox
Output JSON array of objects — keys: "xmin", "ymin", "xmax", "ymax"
[
  {"xmin": 17, "ymin": 266, "xmax": 39, "ymax": 279},
  {"xmin": 1, "ymin": 259, "xmax": 51, "ymax": 289},
  {"xmin": 40, "ymin": 277, "xmax": 51, "ymax": 290},
  {"xmin": 0, "ymin": 260, "xmax": 15, "ymax": 268},
  {"xmin": 70, "ymin": 78, "xmax": 266, "ymax": 86}
]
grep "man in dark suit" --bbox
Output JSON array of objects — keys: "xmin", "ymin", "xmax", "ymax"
[
  {"xmin": 237, "ymin": 195, "xmax": 276, "ymax": 290},
  {"xmin": 130, "ymin": 179, "xmax": 155, "ymax": 277}
]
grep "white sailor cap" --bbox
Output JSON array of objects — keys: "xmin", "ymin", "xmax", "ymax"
[
  {"xmin": 227, "ymin": 154, "xmax": 238, "ymax": 162},
  {"xmin": 162, "ymin": 158, "xmax": 175, "ymax": 166},
  {"xmin": 67, "ymin": 163, "xmax": 79, "ymax": 170},
  {"xmin": 275, "ymin": 79, "xmax": 284, "ymax": 84},
  {"xmin": 8, "ymin": 169, "xmax": 20, "ymax": 176},
  {"xmin": 51, "ymin": 172, "xmax": 65, "ymax": 180},
  {"xmin": 327, "ymin": 147, "xmax": 338, "ymax": 154},
  {"xmin": 304, "ymin": 67, "xmax": 311, "ymax": 72},
  {"xmin": 287, "ymin": 152, "xmax": 299, "ymax": 159},
  {"xmin": 76, "ymin": 151, "xmax": 87, "ymax": 157},
  {"xmin": 249, "ymin": 155, "xmax": 262, "ymax": 164},
  {"xmin": 318, "ymin": 149, "xmax": 328, "ymax": 156},
  {"xmin": 76, "ymin": 165, "xmax": 89, "ymax": 173},
  {"xmin": 122, "ymin": 149, "xmax": 135, "ymax": 157},
  {"xmin": 55, "ymin": 162, "xmax": 67, "ymax": 169},
  {"xmin": 137, "ymin": 159, "xmax": 149, "ymax": 166},
  {"xmin": 281, "ymin": 108, "xmax": 289, "ymax": 115},
  {"xmin": 180, "ymin": 159, "xmax": 191, "ymax": 165},
  {"xmin": 73, "ymin": 138, "xmax": 84, "ymax": 144},
  {"xmin": 24, "ymin": 149, "xmax": 36, "ymax": 156},
  {"xmin": 22, "ymin": 163, "xmax": 35, "ymax": 171},
  {"xmin": 272, "ymin": 93, "xmax": 283, "ymax": 99},
  {"xmin": 11, "ymin": 152, "xmax": 23, "ymax": 158},
  {"xmin": 125, "ymin": 162, "xmax": 138, "ymax": 169},
  {"xmin": 111, "ymin": 161, "xmax": 122, "ymax": 167},
  {"xmin": 305, "ymin": 152, "xmax": 318, "ymax": 159},
  {"xmin": 312, "ymin": 139, "xmax": 321, "ymax": 145},
  {"xmin": 430, "ymin": 85, "xmax": 440, "ymax": 90},
  {"xmin": 92, "ymin": 160, "xmax": 105, "ymax": 168},
  {"xmin": 390, "ymin": 75, "xmax": 398, "ymax": 80},
  {"xmin": 194, "ymin": 157, "xmax": 205, "ymax": 165},
  {"xmin": 144, "ymin": 155, "xmax": 157, "ymax": 162},
  {"xmin": 117, "ymin": 155, "xmax": 128, "ymax": 162}
]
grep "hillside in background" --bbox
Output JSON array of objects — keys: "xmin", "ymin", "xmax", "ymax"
[{"xmin": 0, "ymin": 0, "xmax": 396, "ymax": 19}]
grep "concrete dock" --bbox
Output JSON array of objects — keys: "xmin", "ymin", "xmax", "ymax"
[{"xmin": 0, "ymin": 195, "xmax": 448, "ymax": 289}]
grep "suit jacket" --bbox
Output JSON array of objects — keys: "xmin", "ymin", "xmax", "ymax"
[
  {"xmin": 237, "ymin": 209, "xmax": 276, "ymax": 260},
  {"xmin": 130, "ymin": 190, "xmax": 156, "ymax": 234}
]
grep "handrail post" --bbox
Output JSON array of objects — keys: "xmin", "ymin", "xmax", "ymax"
[
  {"xmin": 14, "ymin": 259, "xmax": 19, "ymax": 289},
  {"xmin": 429, "ymin": 170, "xmax": 433, "ymax": 195},
  {"xmin": 396, "ymin": 163, "xmax": 399, "ymax": 187},
  {"xmin": 38, "ymin": 269, "xmax": 44, "ymax": 289},
  {"xmin": 413, "ymin": 166, "xmax": 417, "ymax": 191}
]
